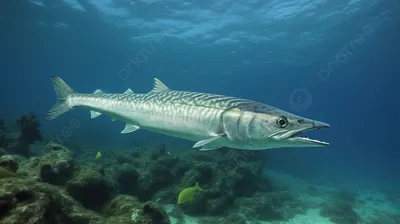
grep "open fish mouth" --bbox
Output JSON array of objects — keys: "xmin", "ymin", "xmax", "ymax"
[
  {"xmin": 287, "ymin": 127, "xmax": 330, "ymax": 146},
  {"xmin": 270, "ymin": 121, "xmax": 330, "ymax": 146}
]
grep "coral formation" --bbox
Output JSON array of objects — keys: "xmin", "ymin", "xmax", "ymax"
[
  {"xmin": 16, "ymin": 142, "xmax": 74, "ymax": 185},
  {"xmin": 0, "ymin": 141, "xmax": 170, "ymax": 223},
  {"xmin": 103, "ymin": 146, "xmax": 272, "ymax": 217},
  {"xmin": 66, "ymin": 165, "xmax": 114, "ymax": 211},
  {"xmin": 0, "ymin": 113, "xmax": 43, "ymax": 156},
  {"xmin": 0, "ymin": 178, "xmax": 103, "ymax": 224},
  {"xmin": 40, "ymin": 143, "xmax": 74, "ymax": 184},
  {"xmin": 102, "ymin": 195, "xmax": 170, "ymax": 223},
  {"xmin": 0, "ymin": 176, "xmax": 170, "ymax": 224},
  {"xmin": 93, "ymin": 145, "xmax": 308, "ymax": 222},
  {"xmin": 0, "ymin": 155, "xmax": 20, "ymax": 172},
  {"xmin": 235, "ymin": 191, "xmax": 306, "ymax": 222}
]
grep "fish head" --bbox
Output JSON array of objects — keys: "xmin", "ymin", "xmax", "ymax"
[{"xmin": 226, "ymin": 103, "xmax": 330, "ymax": 149}]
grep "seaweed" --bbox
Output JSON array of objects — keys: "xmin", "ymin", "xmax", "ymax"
[
  {"xmin": 9, "ymin": 113, "xmax": 43, "ymax": 156},
  {"xmin": 16, "ymin": 112, "xmax": 43, "ymax": 144}
]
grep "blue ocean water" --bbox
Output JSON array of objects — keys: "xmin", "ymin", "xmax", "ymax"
[{"xmin": 1, "ymin": 0, "xmax": 399, "ymax": 223}]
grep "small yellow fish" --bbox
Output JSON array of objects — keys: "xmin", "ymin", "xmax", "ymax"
[
  {"xmin": 95, "ymin": 151, "xmax": 101, "ymax": 160},
  {"xmin": 177, "ymin": 182, "xmax": 204, "ymax": 204},
  {"xmin": 0, "ymin": 167, "xmax": 23, "ymax": 179}
]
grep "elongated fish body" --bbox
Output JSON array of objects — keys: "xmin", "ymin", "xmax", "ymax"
[
  {"xmin": 46, "ymin": 77, "xmax": 330, "ymax": 151},
  {"xmin": 70, "ymin": 91, "xmax": 228, "ymax": 141}
]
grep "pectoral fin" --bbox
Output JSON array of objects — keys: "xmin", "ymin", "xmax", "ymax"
[
  {"xmin": 199, "ymin": 145, "xmax": 223, "ymax": 151},
  {"xmin": 90, "ymin": 111, "xmax": 101, "ymax": 119},
  {"xmin": 193, "ymin": 133, "xmax": 225, "ymax": 148},
  {"xmin": 121, "ymin": 123, "xmax": 140, "ymax": 134}
]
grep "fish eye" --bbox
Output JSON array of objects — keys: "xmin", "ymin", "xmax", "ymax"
[{"xmin": 276, "ymin": 116, "xmax": 288, "ymax": 128}]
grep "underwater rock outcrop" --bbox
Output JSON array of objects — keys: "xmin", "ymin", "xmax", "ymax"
[
  {"xmin": 0, "ymin": 178, "xmax": 103, "ymax": 224},
  {"xmin": 0, "ymin": 142, "xmax": 171, "ymax": 224},
  {"xmin": 103, "ymin": 145, "xmax": 272, "ymax": 216},
  {"xmin": 234, "ymin": 191, "xmax": 307, "ymax": 222},
  {"xmin": 17, "ymin": 142, "xmax": 74, "ymax": 185},
  {"xmin": 103, "ymin": 194, "xmax": 170, "ymax": 223},
  {"xmin": 40, "ymin": 143, "xmax": 74, "ymax": 185},
  {"xmin": 66, "ymin": 165, "xmax": 115, "ymax": 212},
  {"xmin": 0, "ymin": 113, "xmax": 43, "ymax": 156},
  {"xmin": 113, "ymin": 163, "xmax": 140, "ymax": 195},
  {"xmin": 0, "ymin": 155, "xmax": 21, "ymax": 172},
  {"xmin": 0, "ymin": 177, "xmax": 170, "ymax": 224}
]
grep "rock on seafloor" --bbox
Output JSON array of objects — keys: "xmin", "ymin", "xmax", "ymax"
[
  {"xmin": 0, "ymin": 155, "xmax": 22, "ymax": 172},
  {"xmin": 0, "ymin": 178, "xmax": 170, "ymax": 224},
  {"xmin": 0, "ymin": 141, "xmax": 170, "ymax": 224},
  {"xmin": 16, "ymin": 142, "xmax": 74, "ymax": 185},
  {"xmin": 103, "ymin": 195, "xmax": 170, "ymax": 224},
  {"xmin": 66, "ymin": 165, "xmax": 115, "ymax": 212},
  {"xmin": 0, "ymin": 177, "xmax": 103, "ymax": 224},
  {"xmin": 101, "ymin": 145, "xmax": 294, "ymax": 220}
]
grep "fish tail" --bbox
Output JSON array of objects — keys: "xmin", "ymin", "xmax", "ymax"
[
  {"xmin": 45, "ymin": 76, "xmax": 75, "ymax": 120},
  {"xmin": 195, "ymin": 182, "xmax": 204, "ymax": 192}
]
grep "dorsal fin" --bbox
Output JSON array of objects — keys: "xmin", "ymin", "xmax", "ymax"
[
  {"xmin": 123, "ymin": 88, "xmax": 134, "ymax": 94},
  {"xmin": 93, "ymin": 89, "xmax": 104, "ymax": 94},
  {"xmin": 150, "ymin": 78, "xmax": 170, "ymax": 93}
]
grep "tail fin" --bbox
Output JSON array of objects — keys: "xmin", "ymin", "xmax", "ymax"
[
  {"xmin": 195, "ymin": 182, "xmax": 204, "ymax": 192},
  {"xmin": 45, "ymin": 76, "xmax": 75, "ymax": 120}
]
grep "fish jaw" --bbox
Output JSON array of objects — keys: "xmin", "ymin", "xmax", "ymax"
[{"xmin": 268, "ymin": 120, "xmax": 330, "ymax": 148}]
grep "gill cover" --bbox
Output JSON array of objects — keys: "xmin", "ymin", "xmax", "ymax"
[{"xmin": 221, "ymin": 102, "xmax": 271, "ymax": 143}]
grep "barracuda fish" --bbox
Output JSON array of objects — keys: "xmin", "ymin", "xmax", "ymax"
[{"xmin": 46, "ymin": 76, "xmax": 330, "ymax": 151}]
